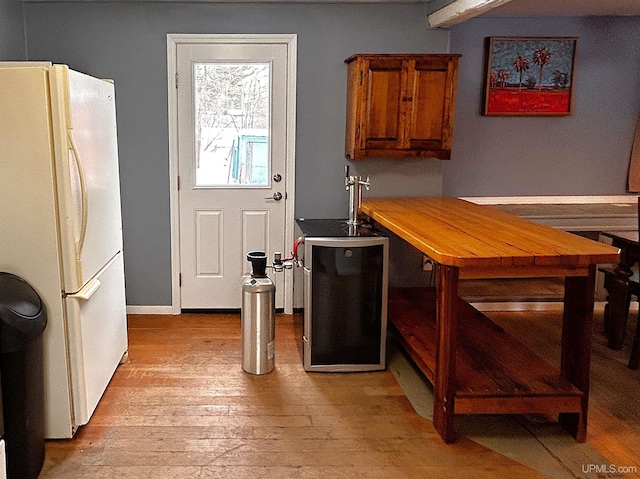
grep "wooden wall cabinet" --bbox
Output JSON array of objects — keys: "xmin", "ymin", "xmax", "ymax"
[{"xmin": 345, "ymin": 54, "xmax": 460, "ymax": 160}]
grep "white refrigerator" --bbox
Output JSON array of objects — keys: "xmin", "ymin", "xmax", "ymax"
[{"xmin": 0, "ymin": 63, "xmax": 129, "ymax": 439}]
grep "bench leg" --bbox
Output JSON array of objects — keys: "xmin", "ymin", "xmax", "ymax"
[
  {"xmin": 630, "ymin": 312, "xmax": 640, "ymax": 370},
  {"xmin": 605, "ymin": 266, "xmax": 632, "ymax": 350},
  {"xmin": 602, "ymin": 271, "xmax": 612, "ymax": 336}
]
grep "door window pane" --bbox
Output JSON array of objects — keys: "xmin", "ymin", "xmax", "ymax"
[{"xmin": 194, "ymin": 62, "xmax": 270, "ymax": 186}]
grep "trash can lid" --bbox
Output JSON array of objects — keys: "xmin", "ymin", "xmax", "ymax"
[{"xmin": 0, "ymin": 273, "xmax": 43, "ymax": 320}]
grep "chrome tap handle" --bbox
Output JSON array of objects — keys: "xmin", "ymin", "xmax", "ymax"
[{"xmin": 345, "ymin": 165, "xmax": 354, "ymax": 190}]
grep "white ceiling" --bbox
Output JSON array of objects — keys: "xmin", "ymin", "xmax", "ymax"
[
  {"xmin": 483, "ymin": 0, "xmax": 640, "ymax": 17},
  {"xmin": 21, "ymin": 0, "xmax": 640, "ymax": 17},
  {"xmin": 21, "ymin": 0, "xmax": 640, "ymax": 9}
]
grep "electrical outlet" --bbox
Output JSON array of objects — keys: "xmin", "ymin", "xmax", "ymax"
[{"xmin": 422, "ymin": 255, "xmax": 433, "ymax": 272}]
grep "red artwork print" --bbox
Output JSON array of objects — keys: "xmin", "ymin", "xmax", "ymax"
[
  {"xmin": 483, "ymin": 37, "xmax": 578, "ymax": 116},
  {"xmin": 487, "ymin": 89, "xmax": 571, "ymax": 114}
]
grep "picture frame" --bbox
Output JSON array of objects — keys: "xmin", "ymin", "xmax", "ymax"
[{"xmin": 483, "ymin": 36, "xmax": 578, "ymax": 116}]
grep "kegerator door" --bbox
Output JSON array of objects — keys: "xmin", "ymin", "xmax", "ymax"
[{"xmin": 304, "ymin": 237, "xmax": 388, "ymax": 372}]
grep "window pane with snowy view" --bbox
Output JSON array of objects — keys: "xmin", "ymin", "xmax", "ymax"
[{"xmin": 194, "ymin": 62, "xmax": 270, "ymax": 187}]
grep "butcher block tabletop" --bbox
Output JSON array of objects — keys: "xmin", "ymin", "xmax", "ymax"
[{"xmin": 360, "ymin": 197, "xmax": 620, "ymax": 269}]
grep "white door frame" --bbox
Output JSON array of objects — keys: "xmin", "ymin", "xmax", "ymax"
[{"xmin": 167, "ymin": 33, "xmax": 297, "ymax": 315}]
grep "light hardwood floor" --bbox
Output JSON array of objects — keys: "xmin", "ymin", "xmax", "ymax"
[{"xmin": 40, "ymin": 310, "xmax": 639, "ymax": 478}]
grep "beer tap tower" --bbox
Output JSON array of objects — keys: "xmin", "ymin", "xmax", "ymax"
[{"xmin": 344, "ymin": 166, "xmax": 369, "ymax": 226}]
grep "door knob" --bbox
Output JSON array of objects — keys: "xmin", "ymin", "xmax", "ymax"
[{"xmin": 265, "ymin": 192, "xmax": 283, "ymax": 201}]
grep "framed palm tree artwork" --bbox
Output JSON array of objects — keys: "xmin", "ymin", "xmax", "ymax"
[{"xmin": 483, "ymin": 36, "xmax": 578, "ymax": 116}]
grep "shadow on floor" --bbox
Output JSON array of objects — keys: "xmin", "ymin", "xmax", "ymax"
[{"xmin": 387, "ymin": 333, "xmax": 614, "ymax": 479}]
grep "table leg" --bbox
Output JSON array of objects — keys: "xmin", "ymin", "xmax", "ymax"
[
  {"xmin": 559, "ymin": 265, "xmax": 595, "ymax": 442},
  {"xmin": 433, "ymin": 265, "xmax": 458, "ymax": 443}
]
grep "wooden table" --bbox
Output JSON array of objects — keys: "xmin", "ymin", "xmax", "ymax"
[
  {"xmin": 360, "ymin": 197, "xmax": 620, "ymax": 443},
  {"xmin": 600, "ymin": 231, "xmax": 640, "ymax": 351}
]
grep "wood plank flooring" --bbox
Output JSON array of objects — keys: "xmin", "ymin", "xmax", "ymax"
[{"xmin": 41, "ymin": 313, "xmax": 553, "ymax": 478}]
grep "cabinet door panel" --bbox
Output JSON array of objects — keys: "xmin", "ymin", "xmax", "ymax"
[
  {"xmin": 407, "ymin": 68, "xmax": 446, "ymax": 149},
  {"xmin": 361, "ymin": 58, "xmax": 403, "ymax": 151}
]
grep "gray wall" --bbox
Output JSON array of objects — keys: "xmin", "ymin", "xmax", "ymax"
[
  {"xmin": 443, "ymin": 16, "xmax": 640, "ymax": 196},
  {"xmin": 0, "ymin": 0, "xmax": 25, "ymax": 60},
  {"xmin": 16, "ymin": 4, "xmax": 640, "ymax": 305},
  {"xmin": 22, "ymin": 2, "xmax": 449, "ymax": 306}
]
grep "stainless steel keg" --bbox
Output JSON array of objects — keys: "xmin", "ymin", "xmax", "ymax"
[{"xmin": 241, "ymin": 252, "xmax": 275, "ymax": 375}]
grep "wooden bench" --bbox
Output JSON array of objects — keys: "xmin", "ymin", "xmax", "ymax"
[{"xmin": 600, "ymin": 262, "xmax": 640, "ymax": 369}]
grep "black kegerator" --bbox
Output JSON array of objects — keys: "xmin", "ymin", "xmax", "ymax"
[{"xmin": 297, "ymin": 219, "xmax": 388, "ymax": 372}]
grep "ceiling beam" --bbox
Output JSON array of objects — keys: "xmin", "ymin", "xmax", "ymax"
[{"xmin": 428, "ymin": 0, "xmax": 515, "ymax": 28}]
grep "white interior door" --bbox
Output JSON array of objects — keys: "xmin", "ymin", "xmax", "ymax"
[{"xmin": 172, "ymin": 36, "xmax": 295, "ymax": 310}]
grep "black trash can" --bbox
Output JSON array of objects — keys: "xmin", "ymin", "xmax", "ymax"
[{"xmin": 0, "ymin": 273, "xmax": 47, "ymax": 479}]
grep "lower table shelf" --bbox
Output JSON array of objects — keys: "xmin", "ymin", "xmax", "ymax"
[{"xmin": 389, "ymin": 287, "xmax": 584, "ymax": 416}]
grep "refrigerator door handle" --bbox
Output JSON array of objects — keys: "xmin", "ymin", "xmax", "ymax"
[
  {"xmin": 68, "ymin": 130, "xmax": 89, "ymax": 260},
  {"xmin": 67, "ymin": 277, "xmax": 101, "ymax": 301}
]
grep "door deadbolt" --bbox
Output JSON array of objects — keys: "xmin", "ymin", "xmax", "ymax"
[{"xmin": 273, "ymin": 174, "xmax": 282, "ymax": 182}]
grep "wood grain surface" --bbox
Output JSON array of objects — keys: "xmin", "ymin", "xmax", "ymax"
[{"xmin": 360, "ymin": 197, "xmax": 620, "ymax": 269}]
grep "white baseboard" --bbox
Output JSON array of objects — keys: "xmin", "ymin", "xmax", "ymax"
[
  {"xmin": 126, "ymin": 305, "xmax": 174, "ymax": 315},
  {"xmin": 472, "ymin": 300, "xmax": 639, "ymax": 312},
  {"xmin": 153, "ymin": 296, "xmax": 619, "ymax": 315},
  {"xmin": 125, "ymin": 302, "xmax": 639, "ymax": 314}
]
